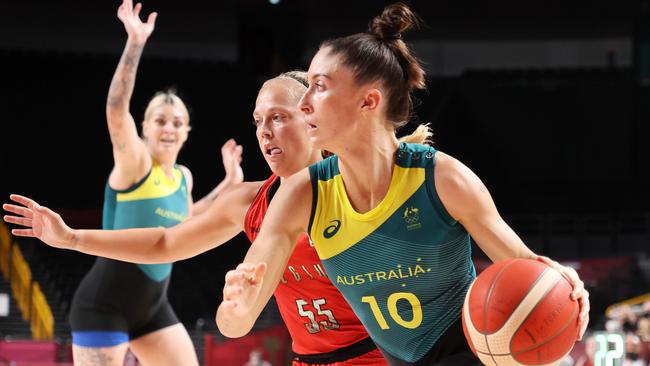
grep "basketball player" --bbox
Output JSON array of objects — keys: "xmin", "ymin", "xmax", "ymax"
[
  {"xmin": 211, "ymin": 4, "xmax": 591, "ymax": 366},
  {"xmin": 12, "ymin": 1, "xmax": 242, "ymax": 364},
  {"xmin": 3, "ymin": 71, "xmax": 429, "ymax": 364}
]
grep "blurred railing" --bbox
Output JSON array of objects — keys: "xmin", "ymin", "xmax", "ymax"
[{"xmin": 0, "ymin": 221, "xmax": 54, "ymax": 340}]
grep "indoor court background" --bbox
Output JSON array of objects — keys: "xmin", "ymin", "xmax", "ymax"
[{"xmin": 1, "ymin": 0, "xmax": 649, "ymax": 365}]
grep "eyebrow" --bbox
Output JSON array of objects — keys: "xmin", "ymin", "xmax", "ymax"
[
  {"xmin": 253, "ymin": 107, "xmax": 290, "ymax": 117},
  {"xmin": 310, "ymin": 73, "xmax": 331, "ymax": 80}
]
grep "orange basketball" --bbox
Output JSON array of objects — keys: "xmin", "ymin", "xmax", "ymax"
[{"xmin": 462, "ymin": 258, "xmax": 579, "ymax": 366}]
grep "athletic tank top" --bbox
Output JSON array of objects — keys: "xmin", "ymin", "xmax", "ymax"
[
  {"xmin": 103, "ymin": 161, "xmax": 189, "ymax": 281},
  {"xmin": 244, "ymin": 174, "xmax": 370, "ymax": 355},
  {"xmin": 308, "ymin": 143, "xmax": 476, "ymax": 363}
]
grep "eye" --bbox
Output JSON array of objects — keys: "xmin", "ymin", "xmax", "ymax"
[
  {"xmin": 272, "ymin": 114, "xmax": 284, "ymax": 123},
  {"xmin": 252, "ymin": 119, "xmax": 261, "ymax": 126},
  {"xmin": 173, "ymin": 120, "xmax": 184, "ymax": 128},
  {"xmin": 155, "ymin": 118, "xmax": 165, "ymax": 126}
]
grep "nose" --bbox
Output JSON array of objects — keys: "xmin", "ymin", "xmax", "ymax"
[
  {"xmin": 298, "ymin": 91, "xmax": 313, "ymax": 115},
  {"xmin": 162, "ymin": 122, "xmax": 175, "ymax": 133},
  {"xmin": 259, "ymin": 119, "xmax": 273, "ymax": 139}
]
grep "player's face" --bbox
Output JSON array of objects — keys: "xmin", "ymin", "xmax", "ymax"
[
  {"xmin": 142, "ymin": 103, "xmax": 190, "ymax": 161},
  {"xmin": 253, "ymin": 79, "xmax": 315, "ymax": 177},
  {"xmin": 299, "ymin": 48, "xmax": 366, "ymax": 153}
]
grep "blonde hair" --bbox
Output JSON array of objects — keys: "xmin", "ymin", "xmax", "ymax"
[
  {"xmin": 278, "ymin": 70, "xmax": 308, "ymax": 88},
  {"xmin": 143, "ymin": 89, "xmax": 190, "ymax": 125},
  {"xmin": 398, "ymin": 123, "xmax": 432, "ymax": 145}
]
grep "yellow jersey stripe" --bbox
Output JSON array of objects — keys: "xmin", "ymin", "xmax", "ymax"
[
  {"xmin": 117, "ymin": 164, "xmax": 184, "ymax": 202},
  {"xmin": 313, "ymin": 166, "xmax": 425, "ymax": 260}
]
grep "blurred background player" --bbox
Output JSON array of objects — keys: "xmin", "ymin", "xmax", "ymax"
[{"xmin": 60, "ymin": 1, "xmax": 242, "ymax": 364}]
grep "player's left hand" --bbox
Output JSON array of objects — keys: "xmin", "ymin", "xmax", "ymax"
[{"xmin": 537, "ymin": 256, "xmax": 590, "ymax": 340}]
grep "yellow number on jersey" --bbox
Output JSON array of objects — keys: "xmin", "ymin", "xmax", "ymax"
[{"xmin": 361, "ymin": 292, "xmax": 423, "ymax": 330}]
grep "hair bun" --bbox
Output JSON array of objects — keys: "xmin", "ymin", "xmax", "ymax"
[{"xmin": 368, "ymin": 3, "xmax": 420, "ymax": 41}]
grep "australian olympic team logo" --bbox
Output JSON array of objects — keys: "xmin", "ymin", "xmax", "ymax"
[
  {"xmin": 403, "ymin": 206, "xmax": 422, "ymax": 230},
  {"xmin": 323, "ymin": 220, "xmax": 341, "ymax": 239}
]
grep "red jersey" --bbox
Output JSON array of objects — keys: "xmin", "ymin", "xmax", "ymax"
[{"xmin": 244, "ymin": 175, "xmax": 371, "ymax": 355}]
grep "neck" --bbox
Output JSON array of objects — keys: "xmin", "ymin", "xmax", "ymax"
[
  {"xmin": 335, "ymin": 119, "xmax": 399, "ymax": 213},
  {"xmin": 151, "ymin": 155, "xmax": 177, "ymax": 173},
  {"xmin": 279, "ymin": 149, "xmax": 323, "ymax": 183}
]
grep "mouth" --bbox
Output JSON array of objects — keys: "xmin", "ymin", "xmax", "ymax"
[
  {"xmin": 160, "ymin": 137, "xmax": 177, "ymax": 144},
  {"xmin": 265, "ymin": 146, "xmax": 283, "ymax": 157},
  {"xmin": 306, "ymin": 120, "xmax": 317, "ymax": 130}
]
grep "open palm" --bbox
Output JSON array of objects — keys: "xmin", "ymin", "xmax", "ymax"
[
  {"xmin": 3, "ymin": 194, "xmax": 74, "ymax": 249},
  {"xmin": 117, "ymin": 0, "xmax": 157, "ymax": 43},
  {"xmin": 221, "ymin": 139, "xmax": 244, "ymax": 184}
]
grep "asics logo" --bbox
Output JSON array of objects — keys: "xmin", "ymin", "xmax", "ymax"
[{"xmin": 323, "ymin": 220, "xmax": 341, "ymax": 239}]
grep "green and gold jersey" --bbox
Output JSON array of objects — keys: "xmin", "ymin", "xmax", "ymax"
[
  {"xmin": 308, "ymin": 143, "xmax": 475, "ymax": 363},
  {"xmin": 103, "ymin": 161, "xmax": 189, "ymax": 281}
]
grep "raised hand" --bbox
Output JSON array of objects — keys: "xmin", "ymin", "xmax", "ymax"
[
  {"xmin": 220, "ymin": 262, "xmax": 267, "ymax": 322},
  {"xmin": 3, "ymin": 194, "xmax": 76, "ymax": 250},
  {"xmin": 537, "ymin": 256, "xmax": 590, "ymax": 340},
  {"xmin": 221, "ymin": 138, "xmax": 244, "ymax": 184},
  {"xmin": 117, "ymin": 0, "xmax": 158, "ymax": 44}
]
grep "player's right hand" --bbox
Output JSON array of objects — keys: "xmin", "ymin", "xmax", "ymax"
[
  {"xmin": 117, "ymin": 0, "xmax": 157, "ymax": 44},
  {"xmin": 221, "ymin": 138, "xmax": 244, "ymax": 185},
  {"xmin": 219, "ymin": 262, "xmax": 268, "ymax": 325},
  {"xmin": 3, "ymin": 194, "xmax": 76, "ymax": 250}
]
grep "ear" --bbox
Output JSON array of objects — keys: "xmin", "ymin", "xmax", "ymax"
[{"xmin": 361, "ymin": 89, "xmax": 382, "ymax": 111}]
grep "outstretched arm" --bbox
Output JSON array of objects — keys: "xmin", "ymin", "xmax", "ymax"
[
  {"xmin": 434, "ymin": 152, "xmax": 590, "ymax": 339},
  {"xmin": 3, "ymin": 183, "xmax": 258, "ymax": 263},
  {"xmin": 106, "ymin": 0, "xmax": 158, "ymax": 188},
  {"xmin": 216, "ymin": 169, "xmax": 312, "ymax": 337},
  {"xmin": 193, "ymin": 139, "xmax": 245, "ymax": 216}
]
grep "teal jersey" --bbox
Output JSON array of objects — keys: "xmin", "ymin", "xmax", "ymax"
[
  {"xmin": 103, "ymin": 162, "xmax": 189, "ymax": 281},
  {"xmin": 308, "ymin": 143, "xmax": 476, "ymax": 363}
]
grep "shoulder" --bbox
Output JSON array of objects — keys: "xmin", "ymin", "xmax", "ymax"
[
  {"xmin": 433, "ymin": 152, "xmax": 488, "ymax": 219},
  {"xmin": 176, "ymin": 164, "xmax": 193, "ymax": 187},
  {"xmin": 308, "ymin": 155, "xmax": 338, "ymax": 181},
  {"xmin": 284, "ymin": 168, "xmax": 312, "ymax": 193},
  {"xmin": 177, "ymin": 164, "xmax": 192, "ymax": 180}
]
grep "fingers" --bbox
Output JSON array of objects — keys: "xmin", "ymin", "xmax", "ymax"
[
  {"xmin": 577, "ymin": 290, "xmax": 590, "ymax": 340},
  {"xmin": 119, "ymin": 0, "xmax": 132, "ymax": 18},
  {"xmin": 147, "ymin": 12, "xmax": 158, "ymax": 27},
  {"xmin": 223, "ymin": 284, "xmax": 243, "ymax": 300},
  {"xmin": 224, "ymin": 268, "xmax": 247, "ymax": 285},
  {"xmin": 9, "ymin": 194, "xmax": 37, "ymax": 209},
  {"xmin": 253, "ymin": 262, "xmax": 267, "ymax": 282},
  {"xmin": 3, "ymin": 203, "xmax": 33, "ymax": 219},
  {"xmin": 234, "ymin": 145, "xmax": 243, "ymax": 159},
  {"xmin": 224, "ymin": 263, "xmax": 266, "ymax": 287},
  {"xmin": 221, "ymin": 138, "xmax": 235, "ymax": 152},
  {"xmin": 220, "ymin": 300, "xmax": 238, "ymax": 311},
  {"xmin": 11, "ymin": 229, "xmax": 35, "ymax": 238},
  {"xmin": 3, "ymin": 215, "xmax": 32, "ymax": 228},
  {"xmin": 133, "ymin": 2, "xmax": 142, "ymax": 18}
]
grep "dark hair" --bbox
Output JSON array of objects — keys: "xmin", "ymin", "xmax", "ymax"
[{"xmin": 320, "ymin": 3, "xmax": 426, "ymax": 128}]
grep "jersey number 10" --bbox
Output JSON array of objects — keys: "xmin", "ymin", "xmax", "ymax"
[{"xmin": 362, "ymin": 292, "xmax": 423, "ymax": 330}]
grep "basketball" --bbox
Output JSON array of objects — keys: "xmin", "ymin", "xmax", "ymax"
[{"xmin": 462, "ymin": 258, "xmax": 579, "ymax": 366}]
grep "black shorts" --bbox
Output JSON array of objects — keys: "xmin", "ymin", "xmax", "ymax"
[
  {"xmin": 69, "ymin": 258, "xmax": 179, "ymax": 347},
  {"xmin": 378, "ymin": 318, "xmax": 482, "ymax": 366}
]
